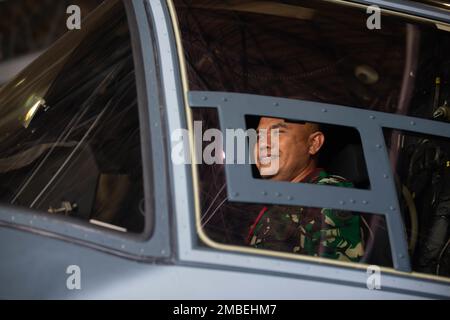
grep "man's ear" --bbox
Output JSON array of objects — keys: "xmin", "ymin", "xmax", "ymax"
[{"xmin": 308, "ymin": 131, "xmax": 325, "ymax": 155}]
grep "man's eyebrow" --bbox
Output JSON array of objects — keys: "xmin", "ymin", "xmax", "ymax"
[{"xmin": 269, "ymin": 122, "xmax": 289, "ymax": 130}]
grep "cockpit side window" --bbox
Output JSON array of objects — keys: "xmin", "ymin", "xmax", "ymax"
[
  {"xmin": 0, "ymin": 0, "xmax": 145, "ymax": 233},
  {"xmin": 173, "ymin": 0, "xmax": 450, "ymax": 280},
  {"xmin": 384, "ymin": 129, "xmax": 450, "ymax": 278},
  {"xmin": 193, "ymin": 107, "xmax": 392, "ymax": 267}
]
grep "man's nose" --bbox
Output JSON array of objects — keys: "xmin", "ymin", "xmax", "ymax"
[{"xmin": 258, "ymin": 129, "xmax": 272, "ymax": 148}]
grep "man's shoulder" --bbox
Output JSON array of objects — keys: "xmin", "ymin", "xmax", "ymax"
[{"xmin": 313, "ymin": 170, "xmax": 353, "ymax": 188}]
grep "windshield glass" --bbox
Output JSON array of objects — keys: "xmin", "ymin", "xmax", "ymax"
[{"xmin": 0, "ymin": 0, "xmax": 145, "ymax": 233}]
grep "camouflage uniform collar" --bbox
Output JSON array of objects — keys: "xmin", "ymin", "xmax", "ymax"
[{"xmin": 300, "ymin": 167, "xmax": 327, "ymax": 184}]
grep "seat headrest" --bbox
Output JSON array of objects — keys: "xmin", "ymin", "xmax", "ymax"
[{"xmin": 327, "ymin": 144, "xmax": 369, "ymax": 188}]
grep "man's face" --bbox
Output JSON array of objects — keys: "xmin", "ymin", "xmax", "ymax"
[{"xmin": 255, "ymin": 117, "xmax": 324, "ymax": 182}]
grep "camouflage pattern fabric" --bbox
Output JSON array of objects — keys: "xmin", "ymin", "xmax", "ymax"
[{"xmin": 248, "ymin": 169, "xmax": 364, "ymax": 262}]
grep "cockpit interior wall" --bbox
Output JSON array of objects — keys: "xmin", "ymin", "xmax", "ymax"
[{"xmin": 176, "ymin": 0, "xmax": 406, "ymax": 110}]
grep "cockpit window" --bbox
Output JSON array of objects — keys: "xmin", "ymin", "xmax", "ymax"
[
  {"xmin": 384, "ymin": 129, "xmax": 450, "ymax": 278},
  {"xmin": 244, "ymin": 115, "xmax": 370, "ymax": 189},
  {"xmin": 193, "ymin": 108, "xmax": 392, "ymax": 266},
  {"xmin": 173, "ymin": 0, "xmax": 450, "ymax": 279},
  {"xmin": 0, "ymin": 0, "xmax": 145, "ymax": 233}
]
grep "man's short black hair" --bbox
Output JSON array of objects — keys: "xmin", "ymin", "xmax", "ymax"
[{"xmin": 285, "ymin": 119, "xmax": 322, "ymax": 132}]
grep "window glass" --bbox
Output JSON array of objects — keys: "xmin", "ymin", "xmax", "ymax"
[
  {"xmin": 245, "ymin": 115, "xmax": 370, "ymax": 189},
  {"xmin": 384, "ymin": 129, "xmax": 450, "ymax": 278},
  {"xmin": 174, "ymin": 0, "xmax": 450, "ymax": 121},
  {"xmin": 0, "ymin": 0, "xmax": 104, "ymax": 64},
  {"xmin": 0, "ymin": 0, "xmax": 145, "ymax": 233},
  {"xmin": 178, "ymin": 1, "xmax": 450, "ymax": 277}
]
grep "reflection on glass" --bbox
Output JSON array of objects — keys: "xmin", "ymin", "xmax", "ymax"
[
  {"xmin": 175, "ymin": 0, "xmax": 450, "ymax": 121},
  {"xmin": 0, "ymin": 0, "xmax": 145, "ymax": 233}
]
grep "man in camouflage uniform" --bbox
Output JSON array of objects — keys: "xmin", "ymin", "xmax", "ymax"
[{"xmin": 248, "ymin": 117, "xmax": 364, "ymax": 262}]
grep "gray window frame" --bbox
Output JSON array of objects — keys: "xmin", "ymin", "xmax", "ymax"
[
  {"xmin": 188, "ymin": 91, "xmax": 450, "ymax": 272},
  {"xmin": 350, "ymin": 0, "xmax": 450, "ymax": 24}
]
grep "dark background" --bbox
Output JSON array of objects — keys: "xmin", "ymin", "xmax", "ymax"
[{"xmin": 0, "ymin": 0, "xmax": 104, "ymax": 84}]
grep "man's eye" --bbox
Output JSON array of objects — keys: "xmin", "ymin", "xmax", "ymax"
[
  {"xmin": 257, "ymin": 129, "xmax": 284, "ymax": 141},
  {"xmin": 272, "ymin": 130, "xmax": 284, "ymax": 136}
]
